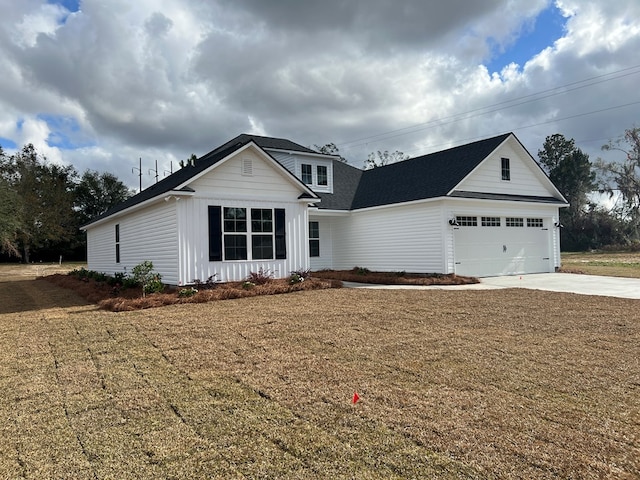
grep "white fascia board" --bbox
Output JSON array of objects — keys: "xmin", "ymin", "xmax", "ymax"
[
  {"xmin": 445, "ymin": 195, "xmax": 567, "ymax": 208},
  {"xmin": 264, "ymin": 147, "xmax": 339, "ymax": 161},
  {"xmin": 309, "ymin": 207, "xmax": 351, "ymax": 217},
  {"xmin": 80, "ymin": 189, "xmax": 194, "ymax": 230},
  {"xmin": 177, "ymin": 142, "xmax": 320, "ymax": 200}
]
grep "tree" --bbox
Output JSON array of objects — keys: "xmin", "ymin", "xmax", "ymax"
[
  {"xmin": 75, "ymin": 170, "xmax": 134, "ymax": 226},
  {"xmin": 1, "ymin": 144, "xmax": 78, "ymax": 262},
  {"xmin": 364, "ymin": 150, "xmax": 409, "ymax": 169},
  {"xmin": 596, "ymin": 127, "xmax": 640, "ymax": 238},
  {"xmin": 313, "ymin": 143, "xmax": 347, "ymax": 162},
  {"xmin": 538, "ymin": 133, "xmax": 595, "ymax": 218},
  {"xmin": 0, "ymin": 147, "xmax": 22, "ymax": 257}
]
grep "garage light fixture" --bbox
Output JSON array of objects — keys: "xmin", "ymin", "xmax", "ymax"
[
  {"xmin": 448, "ymin": 218, "xmax": 459, "ymax": 226},
  {"xmin": 554, "ymin": 221, "xmax": 564, "ymax": 228}
]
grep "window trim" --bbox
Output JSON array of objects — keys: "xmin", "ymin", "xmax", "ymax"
[
  {"xmin": 316, "ymin": 165, "xmax": 328, "ymax": 186},
  {"xmin": 501, "ymin": 157, "xmax": 511, "ymax": 181},
  {"xmin": 309, "ymin": 221, "xmax": 320, "ymax": 257},
  {"xmin": 209, "ymin": 206, "xmax": 286, "ymax": 262},
  {"xmin": 115, "ymin": 224, "xmax": 120, "ymax": 263}
]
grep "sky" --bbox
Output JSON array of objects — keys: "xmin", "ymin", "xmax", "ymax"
[{"xmin": 0, "ymin": 0, "xmax": 639, "ymax": 191}]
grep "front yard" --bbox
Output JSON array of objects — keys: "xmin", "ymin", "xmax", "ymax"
[{"xmin": 0, "ymin": 272, "xmax": 637, "ymax": 478}]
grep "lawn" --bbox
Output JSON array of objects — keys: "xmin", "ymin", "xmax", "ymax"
[
  {"xmin": 562, "ymin": 251, "xmax": 640, "ymax": 278},
  {"xmin": 0, "ymin": 270, "xmax": 638, "ymax": 478}
]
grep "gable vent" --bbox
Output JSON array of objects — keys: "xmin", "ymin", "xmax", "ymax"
[{"xmin": 242, "ymin": 158, "xmax": 253, "ymax": 176}]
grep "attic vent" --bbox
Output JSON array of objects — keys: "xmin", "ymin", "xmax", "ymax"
[{"xmin": 242, "ymin": 158, "xmax": 253, "ymax": 176}]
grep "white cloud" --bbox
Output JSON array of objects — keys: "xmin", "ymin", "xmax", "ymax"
[{"xmin": 0, "ymin": 0, "xmax": 638, "ymax": 186}]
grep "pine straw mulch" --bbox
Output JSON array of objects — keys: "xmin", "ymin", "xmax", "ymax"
[
  {"xmin": 313, "ymin": 268, "xmax": 479, "ymax": 285},
  {"xmin": 44, "ymin": 273, "xmax": 341, "ymax": 312},
  {"xmin": 0, "ymin": 279, "xmax": 638, "ymax": 479}
]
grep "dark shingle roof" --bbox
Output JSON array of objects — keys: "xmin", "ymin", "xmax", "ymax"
[
  {"xmin": 349, "ymin": 133, "xmax": 512, "ymax": 209},
  {"xmin": 314, "ymin": 161, "xmax": 363, "ymax": 210},
  {"xmin": 82, "ymin": 134, "xmax": 317, "ymax": 228}
]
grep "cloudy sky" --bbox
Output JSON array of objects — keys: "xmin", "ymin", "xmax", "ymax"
[{"xmin": 0, "ymin": 0, "xmax": 639, "ymax": 190}]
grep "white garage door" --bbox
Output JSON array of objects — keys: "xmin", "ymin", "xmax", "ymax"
[{"xmin": 453, "ymin": 216, "xmax": 551, "ymax": 277}]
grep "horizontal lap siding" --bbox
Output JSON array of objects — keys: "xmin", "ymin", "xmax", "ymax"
[
  {"xmin": 331, "ymin": 202, "xmax": 446, "ymax": 273},
  {"xmin": 86, "ymin": 200, "xmax": 178, "ymax": 283},
  {"xmin": 458, "ymin": 142, "xmax": 553, "ymax": 197}
]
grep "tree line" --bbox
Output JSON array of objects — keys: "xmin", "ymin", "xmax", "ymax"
[
  {"xmin": 2, "ymin": 127, "xmax": 639, "ymax": 263},
  {"xmin": 0, "ymin": 144, "xmax": 132, "ymax": 263}
]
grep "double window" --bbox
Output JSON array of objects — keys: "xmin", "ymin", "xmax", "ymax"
[
  {"xmin": 209, "ymin": 206, "xmax": 286, "ymax": 261},
  {"xmin": 300, "ymin": 162, "xmax": 330, "ymax": 188}
]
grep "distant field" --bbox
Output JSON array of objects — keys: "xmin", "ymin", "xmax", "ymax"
[
  {"xmin": 562, "ymin": 251, "xmax": 640, "ymax": 278},
  {"xmin": 0, "ymin": 262, "xmax": 86, "ymax": 279}
]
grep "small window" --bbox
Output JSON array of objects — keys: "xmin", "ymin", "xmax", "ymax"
[
  {"xmin": 115, "ymin": 224, "xmax": 120, "ymax": 263},
  {"xmin": 501, "ymin": 157, "xmax": 510, "ymax": 181},
  {"xmin": 456, "ymin": 216, "xmax": 477, "ymax": 227},
  {"xmin": 527, "ymin": 218, "xmax": 544, "ymax": 228},
  {"xmin": 317, "ymin": 165, "xmax": 328, "ymax": 186},
  {"xmin": 481, "ymin": 216, "xmax": 501, "ymax": 227},
  {"xmin": 301, "ymin": 164, "xmax": 312, "ymax": 184},
  {"xmin": 309, "ymin": 221, "xmax": 320, "ymax": 257},
  {"xmin": 506, "ymin": 217, "xmax": 524, "ymax": 227}
]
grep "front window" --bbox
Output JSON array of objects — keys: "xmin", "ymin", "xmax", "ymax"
[
  {"xmin": 309, "ymin": 221, "xmax": 320, "ymax": 257},
  {"xmin": 501, "ymin": 157, "xmax": 510, "ymax": 181},
  {"xmin": 301, "ymin": 164, "xmax": 312, "ymax": 184},
  {"xmin": 317, "ymin": 165, "xmax": 328, "ymax": 186},
  {"xmin": 220, "ymin": 207, "xmax": 280, "ymax": 260},
  {"xmin": 251, "ymin": 209, "xmax": 274, "ymax": 260}
]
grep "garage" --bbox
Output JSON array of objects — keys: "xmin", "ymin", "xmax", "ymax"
[{"xmin": 453, "ymin": 215, "xmax": 552, "ymax": 277}]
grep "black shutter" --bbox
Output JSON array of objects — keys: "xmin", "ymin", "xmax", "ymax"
[
  {"xmin": 208, "ymin": 206, "xmax": 222, "ymax": 261},
  {"xmin": 275, "ymin": 208, "xmax": 286, "ymax": 259}
]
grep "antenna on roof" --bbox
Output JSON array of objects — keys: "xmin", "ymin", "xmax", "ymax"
[
  {"xmin": 164, "ymin": 161, "xmax": 173, "ymax": 177},
  {"xmin": 148, "ymin": 159, "xmax": 159, "ymax": 183},
  {"xmin": 132, "ymin": 157, "xmax": 142, "ymax": 192}
]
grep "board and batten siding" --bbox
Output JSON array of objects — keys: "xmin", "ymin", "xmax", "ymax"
[
  {"xmin": 328, "ymin": 201, "xmax": 447, "ymax": 273},
  {"xmin": 176, "ymin": 149, "xmax": 311, "ymax": 283},
  {"xmin": 457, "ymin": 140, "xmax": 553, "ymax": 197},
  {"xmin": 86, "ymin": 199, "xmax": 179, "ymax": 284}
]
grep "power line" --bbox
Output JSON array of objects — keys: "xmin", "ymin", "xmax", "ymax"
[{"xmin": 336, "ymin": 64, "xmax": 640, "ymax": 150}]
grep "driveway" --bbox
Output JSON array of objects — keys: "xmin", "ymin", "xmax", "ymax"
[
  {"xmin": 480, "ymin": 273, "xmax": 640, "ymax": 299},
  {"xmin": 344, "ymin": 273, "xmax": 640, "ymax": 299}
]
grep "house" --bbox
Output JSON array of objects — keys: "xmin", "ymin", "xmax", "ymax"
[{"xmin": 81, "ymin": 132, "xmax": 568, "ymax": 283}]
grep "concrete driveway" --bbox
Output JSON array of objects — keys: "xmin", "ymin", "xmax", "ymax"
[
  {"xmin": 479, "ymin": 273, "xmax": 640, "ymax": 299},
  {"xmin": 344, "ymin": 273, "xmax": 640, "ymax": 299}
]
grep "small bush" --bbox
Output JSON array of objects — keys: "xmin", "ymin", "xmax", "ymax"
[
  {"xmin": 178, "ymin": 287, "xmax": 198, "ymax": 298},
  {"xmin": 352, "ymin": 266, "xmax": 370, "ymax": 276},
  {"xmin": 192, "ymin": 275, "xmax": 218, "ymax": 290},
  {"xmin": 246, "ymin": 268, "xmax": 273, "ymax": 285},
  {"xmin": 144, "ymin": 276, "xmax": 165, "ymax": 295},
  {"xmin": 242, "ymin": 281, "xmax": 256, "ymax": 290},
  {"xmin": 132, "ymin": 261, "xmax": 163, "ymax": 297}
]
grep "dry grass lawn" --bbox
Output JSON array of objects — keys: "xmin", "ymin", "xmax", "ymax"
[
  {"xmin": 562, "ymin": 251, "xmax": 640, "ymax": 278},
  {"xmin": 0, "ymin": 270, "xmax": 638, "ymax": 478}
]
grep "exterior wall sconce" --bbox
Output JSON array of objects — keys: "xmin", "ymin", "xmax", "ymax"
[{"xmin": 448, "ymin": 218, "xmax": 459, "ymax": 226}]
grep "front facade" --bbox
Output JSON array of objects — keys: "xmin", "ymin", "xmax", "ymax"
[{"xmin": 83, "ymin": 132, "xmax": 568, "ymax": 284}]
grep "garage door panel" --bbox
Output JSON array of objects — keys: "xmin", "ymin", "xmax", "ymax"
[{"xmin": 454, "ymin": 221, "xmax": 550, "ymax": 277}]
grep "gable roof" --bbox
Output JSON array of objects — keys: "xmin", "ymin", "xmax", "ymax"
[
  {"xmin": 315, "ymin": 132, "xmax": 566, "ymax": 210},
  {"xmin": 82, "ymin": 134, "xmax": 318, "ymax": 228}
]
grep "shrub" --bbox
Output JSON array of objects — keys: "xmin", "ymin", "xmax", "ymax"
[
  {"xmin": 246, "ymin": 268, "xmax": 273, "ymax": 285},
  {"xmin": 178, "ymin": 287, "xmax": 198, "ymax": 298},
  {"xmin": 131, "ymin": 261, "xmax": 163, "ymax": 297},
  {"xmin": 242, "ymin": 281, "xmax": 256, "ymax": 290},
  {"xmin": 192, "ymin": 274, "xmax": 218, "ymax": 290},
  {"xmin": 352, "ymin": 266, "xmax": 370, "ymax": 276}
]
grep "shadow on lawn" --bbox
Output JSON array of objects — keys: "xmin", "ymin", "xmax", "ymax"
[{"xmin": 0, "ymin": 277, "xmax": 91, "ymax": 315}]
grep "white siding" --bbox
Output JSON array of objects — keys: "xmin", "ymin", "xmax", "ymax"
[
  {"xmin": 457, "ymin": 138, "xmax": 555, "ymax": 197},
  {"xmin": 177, "ymin": 151, "xmax": 311, "ymax": 284},
  {"xmin": 308, "ymin": 216, "xmax": 336, "ymax": 270},
  {"xmin": 322, "ymin": 201, "xmax": 447, "ymax": 273},
  {"xmin": 87, "ymin": 200, "xmax": 179, "ymax": 284},
  {"xmin": 269, "ymin": 151, "xmax": 333, "ymax": 194}
]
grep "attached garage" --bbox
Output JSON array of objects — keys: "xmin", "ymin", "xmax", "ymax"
[{"xmin": 453, "ymin": 215, "xmax": 553, "ymax": 277}]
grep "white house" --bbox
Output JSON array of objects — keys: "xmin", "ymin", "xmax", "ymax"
[{"xmin": 82, "ymin": 132, "xmax": 568, "ymax": 283}]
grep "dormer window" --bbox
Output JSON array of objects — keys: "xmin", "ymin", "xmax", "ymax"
[
  {"xmin": 501, "ymin": 157, "xmax": 510, "ymax": 181},
  {"xmin": 301, "ymin": 164, "xmax": 313, "ymax": 184},
  {"xmin": 317, "ymin": 165, "xmax": 328, "ymax": 186}
]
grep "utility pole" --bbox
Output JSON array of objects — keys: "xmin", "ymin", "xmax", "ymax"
[
  {"xmin": 148, "ymin": 159, "xmax": 159, "ymax": 183},
  {"xmin": 132, "ymin": 157, "xmax": 142, "ymax": 192}
]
